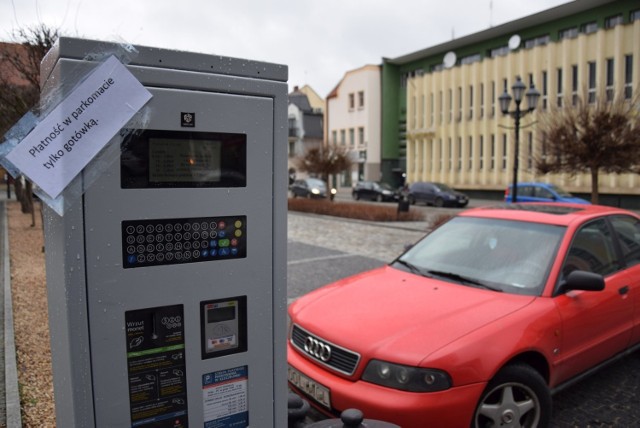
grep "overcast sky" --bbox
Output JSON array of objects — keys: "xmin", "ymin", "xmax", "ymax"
[{"xmin": 1, "ymin": 0, "xmax": 571, "ymax": 97}]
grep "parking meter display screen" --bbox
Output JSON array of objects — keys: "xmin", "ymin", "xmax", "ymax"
[{"xmin": 121, "ymin": 130, "xmax": 246, "ymax": 188}]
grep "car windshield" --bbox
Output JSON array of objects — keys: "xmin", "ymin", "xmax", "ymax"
[
  {"xmin": 394, "ymin": 217, "xmax": 565, "ymax": 295},
  {"xmin": 376, "ymin": 182, "xmax": 393, "ymax": 190},
  {"xmin": 306, "ymin": 179, "xmax": 326, "ymax": 189},
  {"xmin": 547, "ymin": 184, "xmax": 573, "ymax": 197},
  {"xmin": 434, "ymin": 183, "xmax": 453, "ymax": 192}
]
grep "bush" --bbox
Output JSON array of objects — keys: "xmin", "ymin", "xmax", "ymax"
[{"xmin": 288, "ymin": 199, "xmax": 425, "ymax": 222}]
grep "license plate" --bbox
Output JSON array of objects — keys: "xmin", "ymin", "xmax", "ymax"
[{"xmin": 288, "ymin": 365, "xmax": 331, "ymax": 409}]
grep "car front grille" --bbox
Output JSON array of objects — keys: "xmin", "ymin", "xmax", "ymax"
[{"xmin": 291, "ymin": 325, "xmax": 360, "ymax": 376}]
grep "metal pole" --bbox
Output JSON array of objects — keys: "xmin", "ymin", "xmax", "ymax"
[{"xmin": 512, "ymin": 105, "xmax": 521, "ymax": 203}]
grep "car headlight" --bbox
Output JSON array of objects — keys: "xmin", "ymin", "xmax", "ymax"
[
  {"xmin": 311, "ymin": 188, "xmax": 320, "ymax": 195},
  {"xmin": 331, "ymin": 188, "xmax": 337, "ymax": 195},
  {"xmin": 362, "ymin": 360, "xmax": 451, "ymax": 392}
]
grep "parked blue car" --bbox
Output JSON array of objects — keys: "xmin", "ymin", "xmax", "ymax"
[{"xmin": 505, "ymin": 182, "xmax": 591, "ymax": 204}]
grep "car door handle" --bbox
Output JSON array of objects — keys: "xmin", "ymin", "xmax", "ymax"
[{"xmin": 619, "ymin": 285, "xmax": 630, "ymax": 296}]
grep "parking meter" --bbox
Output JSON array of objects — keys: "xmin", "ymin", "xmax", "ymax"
[{"xmin": 41, "ymin": 38, "xmax": 288, "ymax": 427}]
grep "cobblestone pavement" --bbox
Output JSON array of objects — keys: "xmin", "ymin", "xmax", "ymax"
[
  {"xmin": 287, "ymin": 211, "xmax": 640, "ymax": 427},
  {"xmin": 288, "ymin": 212, "xmax": 429, "ymax": 263}
]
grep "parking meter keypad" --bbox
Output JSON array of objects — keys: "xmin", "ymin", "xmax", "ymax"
[{"xmin": 122, "ymin": 216, "xmax": 246, "ymax": 268}]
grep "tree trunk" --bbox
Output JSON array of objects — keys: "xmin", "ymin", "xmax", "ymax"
[{"xmin": 590, "ymin": 167, "xmax": 599, "ymax": 205}]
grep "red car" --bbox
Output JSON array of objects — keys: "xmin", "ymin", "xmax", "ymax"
[{"xmin": 287, "ymin": 203, "xmax": 640, "ymax": 427}]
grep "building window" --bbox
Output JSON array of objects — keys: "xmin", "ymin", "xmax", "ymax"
[
  {"xmin": 479, "ymin": 135, "xmax": 484, "ymax": 169},
  {"xmin": 468, "ymin": 136, "xmax": 473, "ymax": 170},
  {"xmin": 460, "ymin": 53, "xmax": 481, "ymax": 65},
  {"xmin": 490, "ymin": 134, "xmax": 495, "ymax": 170},
  {"xmin": 438, "ymin": 139, "xmax": 443, "ymax": 171},
  {"xmin": 631, "ymin": 10, "xmax": 640, "ymax": 22},
  {"xmin": 448, "ymin": 138, "xmax": 452, "ymax": 171},
  {"xmin": 491, "ymin": 81, "xmax": 495, "ymax": 117},
  {"xmin": 588, "ymin": 61, "xmax": 597, "ymax": 103},
  {"xmin": 557, "ymin": 68, "xmax": 563, "ymax": 107},
  {"xmin": 524, "ymin": 35, "xmax": 550, "ymax": 49},
  {"xmin": 527, "ymin": 132, "xmax": 533, "ymax": 170},
  {"xmin": 448, "ymin": 89, "xmax": 453, "ymax": 123},
  {"xmin": 420, "ymin": 94, "xmax": 425, "ymax": 128},
  {"xmin": 606, "ymin": 58, "xmax": 615, "ymax": 101},
  {"xmin": 490, "ymin": 46, "xmax": 509, "ymax": 58},
  {"xmin": 558, "ymin": 27, "xmax": 578, "ymax": 40},
  {"xmin": 582, "ymin": 22, "xmax": 598, "ymax": 34},
  {"xmin": 605, "ymin": 14, "xmax": 623, "ymax": 29},
  {"xmin": 469, "ymin": 85, "xmax": 474, "ymax": 120},
  {"xmin": 502, "ymin": 134, "xmax": 508, "ymax": 171},
  {"xmin": 439, "ymin": 91, "xmax": 443, "ymax": 124},
  {"xmin": 571, "ymin": 65, "xmax": 579, "ymax": 106},
  {"xmin": 625, "ymin": 55, "xmax": 633, "ymax": 99},
  {"xmin": 457, "ymin": 137, "xmax": 462, "ymax": 171},
  {"xmin": 480, "ymin": 83, "xmax": 484, "ymax": 118},
  {"xmin": 358, "ymin": 127, "xmax": 365, "ymax": 147},
  {"xmin": 458, "ymin": 87, "xmax": 462, "ymax": 122},
  {"xmin": 348, "ymin": 93, "xmax": 355, "ymax": 110},
  {"xmin": 289, "ymin": 141, "xmax": 295, "ymax": 158},
  {"xmin": 332, "ymin": 130, "xmax": 337, "ymax": 145},
  {"xmin": 349, "ymin": 128, "xmax": 355, "ymax": 147},
  {"xmin": 340, "ymin": 129, "xmax": 346, "ymax": 145},
  {"xmin": 358, "ymin": 91, "xmax": 365, "ymax": 108},
  {"xmin": 542, "ymin": 71, "xmax": 548, "ymax": 110}
]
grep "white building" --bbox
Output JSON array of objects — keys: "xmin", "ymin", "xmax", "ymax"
[{"xmin": 326, "ymin": 65, "xmax": 382, "ymax": 187}]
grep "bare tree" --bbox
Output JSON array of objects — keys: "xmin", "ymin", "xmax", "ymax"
[
  {"xmin": 295, "ymin": 144, "xmax": 353, "ymax": 186},
  {"xmin": 535, "ymin": 88, "xmax": 640, "ymax": 204},
  {"xmin": 0, "ymin": 24, "xmax": 59, "ymax": 225}
]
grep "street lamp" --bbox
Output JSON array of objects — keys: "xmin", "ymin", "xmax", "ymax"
[{"xmin": 499, "ymin": 76, "xmax": 540, "ymax": 203}]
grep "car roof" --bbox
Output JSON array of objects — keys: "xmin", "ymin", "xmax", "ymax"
[{"xmin": 460, "ymin": 203, "xmax": 636, "ymax": 227}]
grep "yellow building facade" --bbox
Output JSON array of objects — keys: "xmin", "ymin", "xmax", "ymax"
[{"xmin": 405, "ymin": 12, "xmax": 639, "ymax": 199}]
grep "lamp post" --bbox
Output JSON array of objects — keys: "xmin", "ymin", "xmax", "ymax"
[{"xmin": 498, "ymin": 76, "xmax": 540, "ymax": 203}]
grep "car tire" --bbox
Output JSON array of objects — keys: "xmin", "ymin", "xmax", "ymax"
[
  {"xmin": 434, "ymin": 197, "xmax": 444, "ymax": 207},
  {"xmin": 472, "ymin": 363, "xmax": 551, "ymax": 428},
  {"xmin": 353, "ymin": 192, "xmax": 359, "ymax": 201}
]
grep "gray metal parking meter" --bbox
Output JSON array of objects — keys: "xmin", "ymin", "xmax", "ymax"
[{"xmin": 40, "ymin": 37, "xmax": 288, "ymax": 428}]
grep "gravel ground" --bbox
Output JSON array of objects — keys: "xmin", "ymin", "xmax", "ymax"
[{"xmin": 7, "ymin": 201, "xmax": 55, "ymax": 427}]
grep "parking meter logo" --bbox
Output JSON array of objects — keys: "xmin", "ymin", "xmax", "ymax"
[{"xmin": 162, "ymin": 315, "xmax": 182, "ymax": 329}]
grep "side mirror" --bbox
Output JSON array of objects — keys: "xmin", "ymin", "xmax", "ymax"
[{"xmin": 558, "ymin": 270, "xmax": 605, "ymax": 294}]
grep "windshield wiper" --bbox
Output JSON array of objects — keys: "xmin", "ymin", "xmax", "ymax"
[
  {"xmin": 394, "ymin": 259, "xmax": 429, "ymax": 277},
  {"xmin": 425, "ymin": 270, "xmax": 503, "ymax": 292}
]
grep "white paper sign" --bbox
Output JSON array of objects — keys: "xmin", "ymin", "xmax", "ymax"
[{"xmin": 5, "ymin": 55, "xmax": 152, "ymax": 199}]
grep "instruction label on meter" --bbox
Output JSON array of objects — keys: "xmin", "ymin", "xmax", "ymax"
[
  {"xmin": 125, "ymin": 304, "xmax": 188, "ymax": 427},
  {"xmin": 202, "ymin": 366, "xmax": 248, "ymax": 428}
]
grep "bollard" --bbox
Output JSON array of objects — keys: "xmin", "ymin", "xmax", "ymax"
[
  {"xmin": 288, "ymin": 393, "xmax": 310, "ymax": 428},
  {"xmin": 306, "ymin": 408, "xmax": 401, "ymax": 428}
]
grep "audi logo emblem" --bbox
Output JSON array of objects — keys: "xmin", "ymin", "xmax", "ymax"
[{"xmin": 304, "ymin": 336, "xmax": 332, "ymax": 362}]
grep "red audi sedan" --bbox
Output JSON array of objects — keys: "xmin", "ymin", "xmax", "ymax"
[{"xmin": 287, "ymin": 203, "xmax": 640, "ymax": 427}]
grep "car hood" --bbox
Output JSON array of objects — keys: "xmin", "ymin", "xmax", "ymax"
[{"xmin": 290, "ymin": 266, "xmax": 535, "ymax": 366}]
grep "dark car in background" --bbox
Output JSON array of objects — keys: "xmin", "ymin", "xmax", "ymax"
[
  {"xmin": 407, "ymin": 182, "xmax": 468, "ymax": 207},
  {"xmin": 505, "ymin": 182, "xmax": 591, "ymax": 204},
  {"xmin": 290, "ymin": 178, "xmax": 336, "ymax": 199},
  {"xmin": 352, "ymin": 181, "xmax": 399, "ymax": 202}
]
